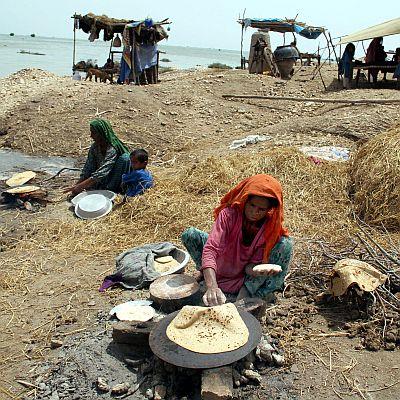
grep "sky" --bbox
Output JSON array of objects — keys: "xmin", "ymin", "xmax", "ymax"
[{"xmin": 0, "ymin": 1, "xmax": 399, "ymax": 55}]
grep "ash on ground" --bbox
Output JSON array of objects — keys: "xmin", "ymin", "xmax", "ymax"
[{"xmin": 25, "ymin": 313, "xmax": 298, "ymax": 400}]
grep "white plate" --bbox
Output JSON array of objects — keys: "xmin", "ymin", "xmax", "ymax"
[
  {"xmin": 71, "ymin": 190, "xmax": 116, "ymax": 206},
  {"xmin": 74, "ymin": 194, "xmax": 113, "ymax": 219}
]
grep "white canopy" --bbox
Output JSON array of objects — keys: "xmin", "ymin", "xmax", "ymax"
[{"xmin": 339, "ymin": 18, "xmax": 400, "ymax": 44}]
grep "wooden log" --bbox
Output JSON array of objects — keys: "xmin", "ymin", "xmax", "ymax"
[
  {"xmin": 222, "ymin": 94, "xmax": 400, "ymax": 105},
  {"xmin": 150, "ymin": 274, "xmax": 200, "ymax": 313},
  {"xmin": 201, "ymin": 366, "xmax": 233, "ymax": 400}
]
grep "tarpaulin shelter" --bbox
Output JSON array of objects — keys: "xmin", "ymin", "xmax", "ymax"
[
  {"xmin": 240, "ymin": 18, "xmax": 325, "ymax": 40},
  {"xmin": 72, "ymin": 13, "xmax": 171, "ymax": 84},
  {"xmin": 238, "ymin": 17, "xmax": 331, "ymax": 64},
  {"xmin": 338, "ymin": 17, "xmax": 400, "ymax": 44},
  {"xmin": 238, "ymin": 17, "xmax": 333, "ymax": 79}
]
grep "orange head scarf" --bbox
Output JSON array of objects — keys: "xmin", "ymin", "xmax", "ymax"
[{"xmin": 214, "ymin": 174, "xmax": 289, "ymax": 262}]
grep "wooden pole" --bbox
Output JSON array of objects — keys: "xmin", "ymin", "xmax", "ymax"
[
  {"xmin": 240, "ymin": 23, "xmax": 244, "ymax": 69},
  {"xmin": 72, "ymin": 13, "xmax": 77, "ymax": 71},
  {"xmin": 221, "ymin": 94, "xmax": 400, "ymax": 105},
  {"xmin": 327, "ymin": 32, "xmax": 339, "ymax": 64}
]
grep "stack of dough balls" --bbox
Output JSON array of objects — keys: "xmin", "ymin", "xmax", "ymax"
[{"xmin": 166, "ymin": 303, "xmax": 249, "ymax": 354}]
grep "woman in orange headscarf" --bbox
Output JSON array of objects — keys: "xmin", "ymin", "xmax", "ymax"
[{"xmin": 182, "ymin": 174, "xmax": 293, "ymax": 307}]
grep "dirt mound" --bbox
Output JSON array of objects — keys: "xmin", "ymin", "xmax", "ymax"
[{"xmin": 350, "ymin": 126, "xmax": 400, "ymax": 230}]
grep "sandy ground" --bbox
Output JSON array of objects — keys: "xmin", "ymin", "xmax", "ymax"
[{"xmin": 0, "ymin": 66, "xmax": 400, "ymax": 400}]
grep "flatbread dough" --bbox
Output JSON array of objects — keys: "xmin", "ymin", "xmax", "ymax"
[
  {"xmin": 154, "ymin": 257, "xmax": 179, "ymax": 273},
  {"xmin": 5, "ymin": 185, "xmax": 40, "ymax": 194},
  {"xmin": 253, "ymin": 264, "xmax": 282, "ymax": 273},
  {"xmin": 6, "ymin": 171, "xmax": 36, "ymax": 187},
  {"xmin": 115, "ymin": 304, "xmax": 155, "ymax": 322},
  {"xmin": 166, "ymin": 303, "xmax": 249, "ymax": 354}
]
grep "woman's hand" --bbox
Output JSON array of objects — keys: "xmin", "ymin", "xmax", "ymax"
[
  {"xmin": 64, "ymin": 178, "xmax": 95, "ymax": 195},
  {"xmin": 246, "ymin": 263, "xmax": 282, "ymax": 277},
  {"xmin": 203, "ymin": 287, "xmax": 226, "ymax": 307},
  {"xmin": 63, "ymin": 184, "xmax": 83, "ymax": 195}
]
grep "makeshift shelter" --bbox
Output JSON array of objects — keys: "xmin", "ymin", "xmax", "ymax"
[
  {"xmin": 238, "ymin": 17, "xmax": 331, "ymax": 80},
  {"xmin": 72, "ymin": 13, "xmax": 171, "ymax": 85},
  {"xmin": 337, "ymin": 18, "xmax": 400, "ymax": 88},
  {"xmin": 338, "ymin": 18, "xmax": 400, "ymax": 44}
]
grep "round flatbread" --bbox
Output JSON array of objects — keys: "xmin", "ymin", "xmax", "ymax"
[
  {"xmin": 253, "ymin": 264, "xmax": 282, "ymax": 273},
  {"xmin": 329, "ymin": 258, "xmax": 387, "ymax": 296},
  {"xmin": 155, "ymin": 256, "xmax": 174, "ymax": 264},
  {"xmin": 166, "ymin": 303, "xmax": 249, "ymax": 354},
  {"xmin": 6, "ymin": 171, "xmax": 36, "ymax": 187},
  {"xmin": 115, "ymin": 305, "xmax": 155, "ymax": 322},
  {"xmin": 6, "ymin": 185, "xmax": 41, "ymax": 194}
]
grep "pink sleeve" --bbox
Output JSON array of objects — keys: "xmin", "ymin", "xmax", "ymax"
[{"xmin": 201, "ymin": 209, "xmax": 233, "ymax": 272}]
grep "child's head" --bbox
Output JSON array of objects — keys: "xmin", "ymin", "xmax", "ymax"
[{"xmin": 130, "ymin": 149, "xmax": 148, "ymax": 170}]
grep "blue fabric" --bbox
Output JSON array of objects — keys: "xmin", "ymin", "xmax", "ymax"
[
  {"xmin": 394, "ymin": 64, "xmax": 400, "ymax": 79},
  {"xmin": 243, "ymin": 18, "xmax": 324, "ymax": 39},
  {"xmin": 135, "ymin": 44, "xmax": 158, "ymax": 73},
  {"xmin": 118, "ymin": 56, "xmax": 131, "ymax": 83},
  {"xmin": 339, "ymin": 50, "xmax": 353, "ymax": 78},
  {"xmin": 122, "ymin": 168, "xmax": 153, "ymax": 197}
]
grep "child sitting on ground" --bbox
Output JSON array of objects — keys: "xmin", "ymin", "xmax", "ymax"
[{"xmin": 122, "ymin": 149, "xmax": 153, "ymax": 197}]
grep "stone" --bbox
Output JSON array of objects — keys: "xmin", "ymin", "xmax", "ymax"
[
  {"xmin": 242, "ymin": 370, "xmax": 262, "ymax": 384},
  {"xmin": 145, "ymin": 388, "xmax": 154, "ymax": 399},
  {"xmin": 385, "ymin": 331, "xmax": 396, "ymax": 343},
  {"xmin": 290, "ymin": 364, "xmax": 300, "ymax": 373},
  {"xmin": 50, "ymin": 339, "xmax": 63, "ymax": 349},
  {"xmin": 111, "ymin": 382, "xmax": 130, "ymax": 395},
  {"xmin": 112, "ymin": 321, "xmax": 156, "ymax": 346},
  {"xmin": 239, "ymin": 375, "xmax": 249, "ymax": 385},
  {"xmin": 201, "ymin": 366, "xmax": 233, "ymax": 400},
  {"xmin": 272, "ymin": 353, "xmax": 285, "ymax": 367},
  {"xmin": 96, "ymin": 377, "xmax": 109, "ymax": 392},
  {"xmin": 385, "ymin": 342, "xmax": 396, "ymax": 351},
  {"xmin": 154, "ymin": 384, "xmax": 167, "ymax": 400}
]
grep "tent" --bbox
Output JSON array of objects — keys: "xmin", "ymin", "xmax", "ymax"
[{"xmin": 339, "ymin": 18, "xmax": 400, "ymax": 44}]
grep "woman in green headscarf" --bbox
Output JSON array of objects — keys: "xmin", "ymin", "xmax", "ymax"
[{"xmin": 65, "ymin": 119, "xmax": 130, "ymax": 195}]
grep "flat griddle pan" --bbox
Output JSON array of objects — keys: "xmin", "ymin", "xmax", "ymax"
[{"xmin": 149, "ymin": 309, "xmax": 262, "ymax": 369}]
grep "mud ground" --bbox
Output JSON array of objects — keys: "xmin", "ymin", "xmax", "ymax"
[{"xmin": 1, "ymin": 66, "xmax": 400, "ymax": 399}]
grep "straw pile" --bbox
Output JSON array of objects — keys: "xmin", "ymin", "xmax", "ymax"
[
  {"xmin": 15, "ymin": 147, "xmax": 351, "ymax": 262},
  {"xmin": 350, "ymin": 127, "xmax": 400, "ymax": 230}
]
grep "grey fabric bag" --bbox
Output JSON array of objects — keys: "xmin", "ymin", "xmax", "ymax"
[{"xmin": 114, "ymin": 242, "xmax": 177, "ymax": 289}]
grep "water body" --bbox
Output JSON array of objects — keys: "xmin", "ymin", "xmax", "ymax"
[
  {"xmin": 0, "ymin": 149, "xmax": 77, "ymax": 180},
  {"xmin": 0, "ymin": 34, "xmax": 242, "ymax": 78}
]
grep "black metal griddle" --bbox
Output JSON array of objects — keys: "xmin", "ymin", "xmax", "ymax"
[{"xmin": 149, "ymin": 309, "xmax": 262, "ymax": 369}]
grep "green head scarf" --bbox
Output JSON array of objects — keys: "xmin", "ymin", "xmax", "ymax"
[{"xmin": 90, "ymin": 119, "xmax": 129, "ymax": 155}]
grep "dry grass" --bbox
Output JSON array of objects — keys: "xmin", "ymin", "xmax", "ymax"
[
  {"xmin": 350, "ymin": 127, "xmax": 400, "ymax": 230},
  {"xmin": 12, "ymin": 147, "xmax": 352, "ymax": 265}
]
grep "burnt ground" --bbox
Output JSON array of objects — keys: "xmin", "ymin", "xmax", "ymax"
[{"xmin": 0, "ymin": 66, "xmax": 400, "ymax": 399}]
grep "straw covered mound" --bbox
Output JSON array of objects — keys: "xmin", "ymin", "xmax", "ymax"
[
  {"xmin": 350, "ymin": 127, "xmax": 400, "ymax": 230},
  {"xmin": 14, "ymin": 148, "xmax": 351, "ymax": 262}
]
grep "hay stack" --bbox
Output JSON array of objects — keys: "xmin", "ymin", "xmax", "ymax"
[
  {"xmin": 350, "ymin": 127, "xmax": 400, "ymax": 230},
  {"xmin": 18, "ymin": 148, "xmax": 351, "ymax": 261}
]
